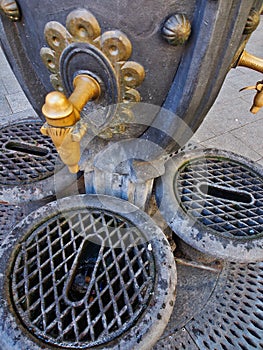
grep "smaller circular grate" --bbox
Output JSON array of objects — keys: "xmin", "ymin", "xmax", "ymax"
[
  {"xmin": 156, "ymin": 149, "xmax": 263, "ymax": 262},
  {"xmin": 176, "ymin": 157, "xmax": 263, "ymax": 238},
  {"xmin": 0, "ymin": 120, "xmax": 57, "ymax": 185},
  {"xmin": 5, "ymin": 195, "xmax": 176, "ymax": 349}
]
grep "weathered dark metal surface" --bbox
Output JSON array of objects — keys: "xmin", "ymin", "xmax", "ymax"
[
  {"xmin": 0, "ymin": 120, "xmax": 57, "ymax": 185},
  {"xmin": 1, "ymin": 193, "xmax": 263, "ymax": 349},
  {"xmin": 0, "ymin": 119, "xmax": 60, "ymax": 204},
  {"xmin": 161, "ymin": 259, "xmax": 222, "ymax": 336},
  {"xmin": 155, "ymin": 260, "xmax": 263, "ymax": 350},
  {"xmin": 11, "ymin": 213, "xmax": 155, "ymax": 347},
  {"xmin": 0, "ymin": 2, "xmax": 263, "ymax": 349},
  {"xmin": 0, "ymin": 1, "xmax": 262, "ymax": 153},
  {"xmin": 0, "ymin": 203, "xmax": 25, "ymax": 243},
  {"xmin": 156, "ymin": 148, "xmax": 263, "ymax": 262},
  {"xmin": 61, "ymin": 42, "xmax": 119, "ymax": 129},
  {"xmin": 175, "ymin": 155, "xmax": 263, "ymax": 237},
  {"xmin": 0, "ymin": 0, "xmax": 196, "ymax": 117},
  {"xmin": 1, "ymin": 195, "xmax": 176, "ymax": 350}
]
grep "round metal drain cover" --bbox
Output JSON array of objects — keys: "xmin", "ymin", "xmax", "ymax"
[
  {"xmin": 0, "ymin": 119, "xmax": 57, "ymax": 185},
  {"xmin": 154, "ymin": 260, "xmax": 263, "ymax": 350},
  {"xmin": 156, "ymin": 148, "xmax": 263, "ymax": 262},
  {"xmin": 1, "ymin": 195, "xmax": 176, "ymax": 350}
]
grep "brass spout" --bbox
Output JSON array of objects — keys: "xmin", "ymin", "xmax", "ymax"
[
  {"xmin": 69, "ymin": 75, "xmax": 100, "ymax": 115},
  {"xmin": 240, "ymin": 80, "xmax": 263, "ymax": 114},
  {"xmin": 237, "ymin": 50, "xmax": 263, "ymax": 73},
  {"xmin": 41, "ymin": 74, "xmax": 100, "ymax": 173},
  {"xmin": 251, "ymin": 81, "xmax": 263, "ymax": 114}
]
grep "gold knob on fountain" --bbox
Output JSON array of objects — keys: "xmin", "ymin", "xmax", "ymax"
[
  {"xmin": 41, "ymin": 74, "xmax": 101, "ymax": 173},
  {"xmin": 42, "ymin": 74, "xmax": 100, "ymax": 126},
  {"xmin": 42, "ymin": 91, "xmax": 75, "ymax": 126}
]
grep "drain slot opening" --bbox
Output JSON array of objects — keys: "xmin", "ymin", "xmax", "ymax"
[
  {"xmin": 5, "ymin": 141, "xmax": 49, "ymax": 157},
  {"xmin": 198, "ymin": 182, "xmax": 254, "ymax": 205},
  {"xmin": 65, "ymin": 239, "xmax": 103, "ymax": 304}
]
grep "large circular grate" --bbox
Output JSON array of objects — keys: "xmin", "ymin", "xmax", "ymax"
[
  {"xmin": 4, "ymin": 195, "xmax": 176, "ymax": 349},
  {"xmin": 0, "ymin": 120, "xmax": 57, "ymax": 185},
  {"xmin": 12, "ymin": 211, "xmax": 154, "ymax": 347},
  {"xmin": 156, "ymin": 148, "xmax": 263, "ymax": 262},
  {"xmin": 155, "ymin": 260, "xmax": 263, "ymax": 350}
]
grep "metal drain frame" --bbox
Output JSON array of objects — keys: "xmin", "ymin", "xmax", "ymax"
[
  {"xmin": 155, "ymin": 148, "xmax": 263, "ymax": 263},
  {"xmin": 0, "ymin": 203, "xmax": 25, "ymax": 244},
  {"xmin": 0, "ymin": 118, "xmax": 58, "ymax": 203},
  {"xmin": 0, "ymin": 118, "xmax": 83, "ymax": 204},
  {"xmin": 0, "ymin": 194, "xmax": 176, "ymax": 350},
  {"xmin": 154, "ymin": 260, "xmax": 263, "ymax": 350}
]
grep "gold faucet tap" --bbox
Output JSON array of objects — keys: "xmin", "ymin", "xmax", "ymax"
[
  {"xmin": 41, "ymin": 74, "xmax": 101, "ymax": 173},
  {"xmin": 240, "ymin": 80, "xmax": 263, "ymax": 114},
  {"xmin": 237, "ymin": 51, "xmax": 263, "ymax": 114}
]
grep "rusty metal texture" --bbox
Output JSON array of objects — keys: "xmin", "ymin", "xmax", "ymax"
[
  {"xmin": 0, "ymin": 120, "xmax": 57, "ymax": 185},
  {"xmin": 155, "ymin": 260, "xmax": 263, "ymax": 350},
  {"xmin": 156, "ymin": 148, "xmax": 263, "ymax": 262},
  {"xmin": 2, "ymin": 194, "xmax": 176, "ymax": 350},
  {"xmin": 0, "ymin": 203, "xmax": 25, "ymax": 243}
]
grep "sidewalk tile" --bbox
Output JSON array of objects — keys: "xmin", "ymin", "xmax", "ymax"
[
  {"xmin": 6, "ymin": 92, "xmax": 32, "ymax": 113},
  {"xmin": 231, "ymin": 119, "xmax": 263, "ymax": 155},
  {"xmin": 0, "ymin": 96, "xmax": 12, "ymax": 117},
  {"xmin": 200, "ymin": 133, "xmax": 262, "ymax": 162}
]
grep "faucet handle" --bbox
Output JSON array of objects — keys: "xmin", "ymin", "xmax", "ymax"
[{"xmin": 240, "ymin": 80, "xmax": 263, "ymax": 114}]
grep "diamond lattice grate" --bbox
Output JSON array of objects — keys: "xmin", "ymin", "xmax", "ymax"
[
  {"xmin": 0, "ymin": 121, "xmax": 57, "ymax": 185},
  {"xmin": 154, "ymin": 261, "xmax": 263, "ymax": 350},
  {"xmin": 10, "ymin": 209, "xmax": 155, "ymax": 348},
  {"xmin": 175, "ymin": 157, "xmax": 263, "ymax": 238},
  {"xmin": 187, "ymin": 261, "xmax": 263, "ymax": 349}
]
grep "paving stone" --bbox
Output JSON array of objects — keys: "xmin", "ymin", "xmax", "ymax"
[
  {"xmin": 0, "ymin": 78, "xmax": 7, "ymax": 95},
  {"xmin": 0, "ymin": 96, "xmax": 12, "ymax": 117},
  {"xmin": 198, "ymin": 100, "xmax": 259, "ymax": 136},
  {"xmin": 200, "ymin": 132, "xmax": 262, "ymax": 162},
  {"xmin": 225, "ymin": 68, "xmax": 249, "ymax": 89},
  {"xmin": 257, "ymin": 158, "xmax": 263, "ymax": 167},
  {"xmin": 213, "ymin": 84, "xmax": 240, "ymax": 106},
  {"xmin": 0, "ymin": 47, "xmax": 11, "ymax": 70},
  {"xmin": 231, "ymin": 119, "xmax": 263, "ymax": 155},
  {"xmin": 2, "ymin": 74, "xmax": 22, "ymax": 94},
  {"xmin": 0, "ymin": 109, "xmax": 38, "ymax": 126},
  {"xmin": 5, "ymin": 91, "xmax": 32, "ymax": 114},
  {"xmin": 191, "ymin": 124, "xmax": 216, "ymax": 143}
]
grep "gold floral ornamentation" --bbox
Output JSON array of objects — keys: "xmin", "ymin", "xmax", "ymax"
[{"xmin": 40, "ymin": 8, "xmax": 145, "ymax": 105}]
